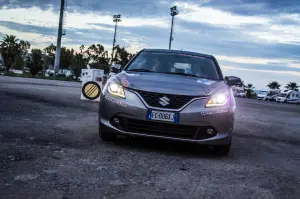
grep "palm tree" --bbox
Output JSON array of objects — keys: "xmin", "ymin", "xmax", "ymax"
[
  {"xmin": 79, "ymin": 45, "xmax": 85, "ymax": 54},
  {"xmin": 285, "ymin": 82, "xmax": 299, "ymax": 91},
  {"xmin": 113, "ymin": 45, "xmax": 135, "ymax": 66},
  {"xmin": 0, "ymin": 35, "xmax": 20, "ymax": 71},
  {"xmin": 43, "ymin": 44, "xmax": 56, "ymax": 70},
  {"xmin": 0, "ymin": 35, "xmax": 31, "ymax": 71},
  {"xmin": 267, "ymin": 81, "xmax": 281, "ymax": 89},
  {"xmin": 60, "ymin": 47, "xmax": 74, "ymax": 69},
  {"xmin": 19, "ymin": 40, "xmax": 31, "ymax": 54},
  {"xmin": 86, "ymin": 44, "xmax": 110, "ymax": 71},
  {"xmin": 27, "ymin": 49, "xmax": 44, "ymax": 76},
  {"xmin": 245, "ymin": 83, "xmax": 255, "ymax": 98}
]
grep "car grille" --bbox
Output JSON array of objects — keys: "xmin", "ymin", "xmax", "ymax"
[
  {"xmin": 134, "ymin": 90, "xmax": 197, "ymax": 109},
  {"xmin": 115, "ymin": 117, "xmax": 216, "ymax": 140}
]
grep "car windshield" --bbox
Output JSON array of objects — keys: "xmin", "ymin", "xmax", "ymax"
[
  {"xmin": 259, "ymin": 91, "xmax": 268, "ymax": 95},
  {"xmin": 279, "ymin": 93, "xmax": 287, "ymax": 97},
  {"xmin": 125, "ymin": 51, "xmax": 221, "ymax": 80},
  {"xmin": 267, "ymin": 91, "xmax": 277, "ymax": 96}
]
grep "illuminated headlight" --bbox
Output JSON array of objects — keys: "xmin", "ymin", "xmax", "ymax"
[
  {"xmin": 107, "ymin": 82, "xmax": 125, "ymax": 98},
  {"xmin": 206, "ymin": 94, "xmax": 228, "ymax": 107}
]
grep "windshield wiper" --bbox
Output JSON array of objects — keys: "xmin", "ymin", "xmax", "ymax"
[
  {"xmin": 164, "ymin": 72, "xmax": 199, "ymax": 78},
  {"xmin": 126, "ymin": 69, "xmax": 154, "ymax": 72}
]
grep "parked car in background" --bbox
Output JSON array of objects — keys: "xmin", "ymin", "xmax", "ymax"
[
  {"xmin": 257, "ymin": 91, "xmax": 268, "ymax": 100},
  {"xmin": 231, "ymin": 86, "xmax": 246, "ymax": 98},
  {"xmin": 236, "ymin": 89, "xmax": 246, "ymax": 98},
  {"xmin": 264, "ymin": 89, "xmax": 281, "ymax": 101},
  {"xmin": 276, "ymin": 90, "xmax": 299, "ymax": 103}
]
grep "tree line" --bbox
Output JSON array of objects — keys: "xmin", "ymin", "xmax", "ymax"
[
  {"xmin": 238, "ymin": 80, "xmax": 299, "ymax": 98},
  {"xmin": 266, "ymin": 81, "xmax": 299, "ymax": 91},
  {"xmin": 0, "ymin": 34, "xmax": 135, "ymax": 79}
]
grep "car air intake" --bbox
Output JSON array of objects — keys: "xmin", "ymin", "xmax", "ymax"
[
  {"xmin": 134, "ymin": 90, "xmax": 198, "ymax": 109},
  {"xmin": 114, "ymin": 117, "xmax": 217, "ymax": 140}
]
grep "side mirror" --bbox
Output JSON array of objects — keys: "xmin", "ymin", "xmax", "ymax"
[
  {"xmin": 225, "ymin": 76, "xmax": 242, "ymax": 86},
  {"xmin": 111, "ymin": 64, "xmax": 122, "ymax": 74}
]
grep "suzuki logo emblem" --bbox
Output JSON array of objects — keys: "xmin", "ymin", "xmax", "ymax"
[{"xmin": 159, "ymin": 96, "xmax": 170, "ymax": 106}]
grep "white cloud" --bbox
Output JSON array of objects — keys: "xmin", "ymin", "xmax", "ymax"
[
  {"xmin": 174, "ymin": 2, "xmax": 300, "ymax": 45},
  {"xmin": 175, "ymin": 2, "xmax": 271, "ymax": 27},
  {"xmin": 0, "ymin": 7, "xmax": 169, "ymax": 30},
  {"xmin": 222, "ymin": 65, "xmax": 300, "ymax": 77},
  {"xmin": 0, "ymin": 25, "xmax": 58, "ymax": 47},
  {"xmin": 120, "ymin": 35, "xmax": 147, "ymax": 53},
  {"xmin": 221, "ymin": 67, "xmax": 299, "ymax": 90},
  {"xmin": 278, "ymin": 13, "xmax": 300, "ymax": 23},
  {"xmin": 216, "ymin": 55, "xmax": 300, "ymax": 69},
  {"xmin": 247, "ymin": 24, "xmax": 300, "ymax": 45}
]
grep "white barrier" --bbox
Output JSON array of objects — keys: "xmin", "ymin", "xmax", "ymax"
[{"xmin": 80, "ymin": 69, "xmax": 104, "ymax": 102}]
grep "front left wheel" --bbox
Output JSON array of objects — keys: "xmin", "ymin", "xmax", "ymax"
[{"xmin": 99, "ymin": 125, "xmax": 117, "ymax": 141}]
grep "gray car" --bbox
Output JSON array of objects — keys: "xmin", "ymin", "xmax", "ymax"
[{"xmin": 98, "ymin": 49, "xmax": 241, "ymax": 155}]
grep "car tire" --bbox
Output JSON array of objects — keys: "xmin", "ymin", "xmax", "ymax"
[
  {"xmin": 99, "ymin": 125, "xmax": 117, "ymax": 141},
  {"xmin": 213, "ymin": 141, "xmax": 231, "ymax": 156},
  {"xmin": 284, "ymin": 100, "xmax": 287, "ymax": 103}
]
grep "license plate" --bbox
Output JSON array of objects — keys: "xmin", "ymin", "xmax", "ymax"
[{"xmin": 147, "ymin": 110, "xmax": 179, "ymax": 123}]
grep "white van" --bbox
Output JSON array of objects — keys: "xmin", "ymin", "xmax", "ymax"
[
  {"xmin": 287, "ymin": 91, "xmax": 300, "ymax": 104},
  {"xmin": 231, "ymin": 86, "xmax": 246, "ymax": 98},
  {"xmin": 257, "ymin": 91, "xmax": 268, "ymax": 100},
  {"xmin": 264, "ymin": 89, "xmax": 281, "ymax": 101},
  {"xmin": 276, "ymin": 90, "xmax": 300, "ymax": 103}
]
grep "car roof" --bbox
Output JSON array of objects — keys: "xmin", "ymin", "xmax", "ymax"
[
  {"xmin": 282, "ymin": 90, "xmax": 294, "ymax": 93},
  {"xmin": 142, "ymin": 48, "xmax": 213, "ymax": 58}
]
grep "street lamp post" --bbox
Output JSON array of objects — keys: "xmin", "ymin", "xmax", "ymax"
[
  {"xmin": 53, "ymin": 0, "xmax": 65, "ymax": 76},
  {"xmin": 169, "ymin": 6, "xmax": 179, "ymax": 50},
  {"xmin": 111, "ymin": 14, "xmax": 121, "ymax": 65}
]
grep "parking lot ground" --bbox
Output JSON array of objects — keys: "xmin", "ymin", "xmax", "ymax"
[{"xmin": 0, "ymin": 77, "xmax": 300, "ymax": 199}]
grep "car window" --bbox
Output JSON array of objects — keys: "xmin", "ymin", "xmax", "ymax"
[
  {"xmin": 125, "ymin": 51, "xmax": 221, "ymax": 80},
  {"xmin": 279, "ymin": 93, "xmax": 287, "ymax": 97}
]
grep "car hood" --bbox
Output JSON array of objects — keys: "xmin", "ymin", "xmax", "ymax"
[
  {"xmin": 112, "ymin": 71, "xmax": 227, "ymax": 96},
  {"xmin": 257, "ymin": 94, "xmax": 267, "ymax": 97}
]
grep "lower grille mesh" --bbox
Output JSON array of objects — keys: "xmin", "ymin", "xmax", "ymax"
[{"xmin": 114, "ymin": 117, "xmax": 216, "ymax": 140}]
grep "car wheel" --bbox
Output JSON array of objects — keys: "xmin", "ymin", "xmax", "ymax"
[
  {"xmin": 284, "ymin": 100, "xmax": 287, "ymax": 103},
  {"xmin": 213, "ymin": 140, "xmax": 231, "ymax": 156},
  {"xmin": 99, "ymin": 125, "xmax": 116, "ymax": 141}
]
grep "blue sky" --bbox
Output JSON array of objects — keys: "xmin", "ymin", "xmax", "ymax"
[{"xmin": 0, "ymin": 0, "xmax": 300, "ymax": 90}]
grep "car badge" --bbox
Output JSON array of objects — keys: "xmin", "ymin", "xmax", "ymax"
[{"xmin": 159, "ymin": 96, "xmax": 170, "ymax": 106}]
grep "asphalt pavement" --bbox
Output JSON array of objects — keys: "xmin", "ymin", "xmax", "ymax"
[{"xmin": 0, "ymin": 76, "xmax": 299, "ymax": 199}]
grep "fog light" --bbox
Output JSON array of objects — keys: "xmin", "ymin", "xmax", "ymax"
[
  {"xmin": 207, "ymin": 128, "xmax": 214, "ymax": 135},
  {"xmin": 113, "ymin": 117, "xmax": 120, "ymax": 125}
]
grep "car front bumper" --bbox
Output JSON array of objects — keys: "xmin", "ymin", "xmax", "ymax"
[
  {"xmin": 98, "ymin": 89, "xmax": 235, "ymax": 146},
  {"xmin": 276, "ymin": 98, "xmax": 285, "ymax": 102}
]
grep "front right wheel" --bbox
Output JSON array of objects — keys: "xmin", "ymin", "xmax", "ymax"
[{"xmin": 213, "ymin": 141, "xmax": 231, "ymax": 156}]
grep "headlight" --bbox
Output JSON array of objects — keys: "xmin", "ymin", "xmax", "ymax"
[
  {"xmin": 107, "ymin": 82, "xmax": 125, "ymax": 98},
  {"xmin": 206, "ymin": 94, "xmax": 228, "ymax": 107}
]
